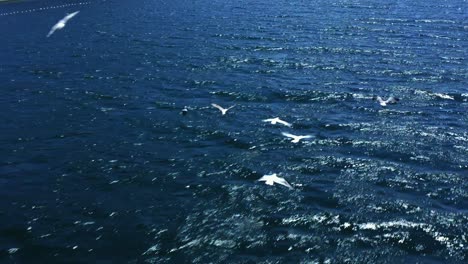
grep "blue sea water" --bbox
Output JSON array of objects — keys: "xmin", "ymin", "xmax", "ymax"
[{"xmin": 0, "ymin": 0, "xmax": 467, "ymax": 263}]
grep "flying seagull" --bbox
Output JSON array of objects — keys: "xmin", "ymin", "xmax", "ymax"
[
  {"xmin": 373, "ymin": 96, "xmax": 399, "ymax": 107},
  {"xmin": 282, "ymin": 132, "xmax": 313, "ymax": 143},
  {"xmin": 181, "ymin": 106, "xmax": 188, "ymax": 115},
  {"xmin": 211, "ymin": 103, "xmax": 235, "ymax": 115},
  {"xmin": 262, "ymin": 117, "xmax": 292, "ymax": 127},
  {"xmin": 257, "ymin": 173, "xmax": 293, "ymax": 189},
  {"xmin": 47, "ymin": 11, "xmax": 80, "ymax": 37}
]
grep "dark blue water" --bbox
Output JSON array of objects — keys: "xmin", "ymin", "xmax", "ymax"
[{"xmin": 1, "ymin": 0, "xmax": 467, "ymax": 263}]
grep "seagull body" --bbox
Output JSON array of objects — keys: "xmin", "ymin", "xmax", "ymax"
[
  {"xmin": 257, "ymin": 173, "xmax": 293, "ymax": 189},
  {"xmin": 282, "ymin": 132, "xmax": 313, "ymax": 143},
  {"xmin": 47, "ymin": 11, "xmax": 80, "ymax": 37},
  {"xmin": 211, "ymin": 103, "xmax": 235, "ymax": 115},
  {"xmin": 181, "ymin": 106, "xmax": 188, "ymax": 115},
  {"xmin": 263, "ymin": 117, "xmax": 292, "ymax": 127},
  {"xmin": 373, "ymin": 96, "xmax": 399, "ymax": 106}
]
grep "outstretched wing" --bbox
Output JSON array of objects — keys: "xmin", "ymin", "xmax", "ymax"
[
  {"xmin": 262, "ymin": 118, "xmax": 275, "ymax": 123},
  {"xmin": 299, "ymin": 135, "xmax": 313, "ymax": 140},
  {"xmin": 211, "ymin": 103, "xmax": 224, "ymax": 112},
  {"xmin": 275, "ymin": 177, "xmax": 294, "ymax": 189},
  {"xmin": 47, "ymin": 25, "xmax": 59, "ymax": 37},
  {"xmin": 373, "ymin": 96, "xmax": 384, "ymax": 104},
  {"xmin": 62, "ymin": 11, "xmax": 80, "ymax": 23},
  {"xmin": 434, "ymin": 93, "xmax": 454, "ymax": 100},
  {"xmin": 257, "ymin": 176, "xmax": 274, "ymax": 185},
  {"xmin": 385, "ymin": 97, "xmax": 399, "ymax": 104},
  {"xmin": 277, "ymin": 119, "xmax": 292, "ymax": 127},
  {"xmin": 257, "ymin": 175, "xmax": 268, "ymax": 182},
  {"xmin": 281, "ymin": 132, "xmax": 296, "ymax": 139},
  {"xmin": 226, "ymin": 105, "xmax": 236, "ymax": 110}
]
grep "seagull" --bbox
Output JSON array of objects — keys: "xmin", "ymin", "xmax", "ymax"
[
  {"xmin": 257, "ymin": 173, "xmax": 293, "ymax": 189},
  {"xmin": 373, "ymin": 96, "xmax": 399, "ymax": 106},
  {"xmin": 181, "ymin": 106, "xmax": 188, "ymax": 115},
  {"xmin": 262, "ymin": 117, "xmax": 292, "ymax": 127},
  {"xmin": 281, "ymin": 132, "xmax": 313, "ymax": 143},
  {"xmin": 47, "ymin": 11, "xmax": 80, "ymax": 37},
  {"xmin": 211, "ymin": 103, "xmax": 235, "ymax": 115}
]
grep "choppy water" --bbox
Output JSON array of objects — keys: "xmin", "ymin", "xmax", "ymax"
[{"xmin": 1, "ymin": 0, "xmax": 467, "ymax": 263}]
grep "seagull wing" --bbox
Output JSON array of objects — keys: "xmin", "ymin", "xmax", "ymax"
[
  {"xmin": 47, "ymin": 25, "xmax": 59, "ymax": 37},
  {"xmin": 275, "ymin": 177, "xmax": 294, "ymax": 189},
  {"xmin": 277, "ymin": 119, "xmax": 292, "ymax": 127},
  {"xmin": 211, "ymin": 103, "xmax": 225, "ymax": 112},
  {"xmin": 258, "ymin": 175, "xmax": 275, "ymax": 185},
  {"xmin": 257, "ymin": 175, "xmax": 268, "ymax": 182},
  {"xmin": 262, "ymin": 118, "xmax": 274, "ymax": 123},
  {"xmin": 281, "ymin": 132, "xmax": 297, "ymax": 139},
  {"xmin": 299, "ymin": 135, "xmax": 313, "ymax": 140},
  {"xmin": 435, "ymin": 93, "xmax": 454, "ymax": 100},
  {"xmin": 385, "ymin": 97, "xmax": 399, "ymax": 104},
  {"xmin": 374, "ymin": 96, "xmax": 384, "ymax": 104},
  {"xmin": 62, "ymin": 11, "xmax": 80, "ymax": 23},
  {"xmin": 226, "ymin": 105, "xmax": 236, "ymax": 110}
]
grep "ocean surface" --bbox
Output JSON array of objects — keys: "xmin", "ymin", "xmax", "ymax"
[{"xmin": 0, "ymin": 0, "xmax": 467, "ymax": 263}]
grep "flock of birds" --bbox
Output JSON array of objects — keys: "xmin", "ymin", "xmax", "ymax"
[
  {"xmin": 183, "ymin": 95, "xmax": 399, "ymax": 190},
  {"xmin": 46, "ymin": 11, "xmax": 402, "ymax": 190}
]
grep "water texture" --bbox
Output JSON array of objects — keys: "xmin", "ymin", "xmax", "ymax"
[{"xmin": 0, "ymin": 0, "xmax": 467, "ymax": 263}]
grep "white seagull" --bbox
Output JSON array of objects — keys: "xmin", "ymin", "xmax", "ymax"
[
  {"xmin": 181, "ymin": 106, "xmax": 188, "ymax": 115},
  {"xmin": 373, "ymin": 96, "xmax": 399, "ymax": 107},
  {"xmin": 257, "ymin": 173, "xmax": 293, "ymax": 189},
  {"xmin": 282, "ymin": 132, "xmax": 313, "ymax": 143},
  {"xmin": 211, "ymin": 103, "xmax": 235, "ymax": 115},
  {"xmin": 47, "ymin": 11, "xmax": 80, "ymax": 37},
  {"xmin": 262, "ymin": 117, "xmax": 292, "ymax": 127}
]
